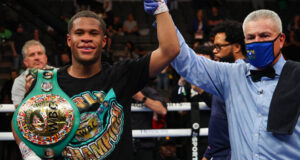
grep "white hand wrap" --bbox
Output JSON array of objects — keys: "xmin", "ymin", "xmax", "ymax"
[
  {"xmin": 19, "ymin": 141, "xmax": 41, "ymax": 160},
  {"xmin": 154, "ymin": 0, "xmax": 169, "ymax": 15}
]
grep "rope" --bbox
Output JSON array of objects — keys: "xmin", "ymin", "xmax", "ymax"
[
  {"xmin": 0, "ymin": 102, "xmax": 210, "ymax": 112},
  {"xmin": 0, "ymin": 128, "xmax": 209, "ymax": 141}
]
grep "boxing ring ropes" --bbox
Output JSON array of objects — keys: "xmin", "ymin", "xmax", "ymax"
[{"xmin": 0, "ymin": 102, "xmax": 209, "ymax": 159}]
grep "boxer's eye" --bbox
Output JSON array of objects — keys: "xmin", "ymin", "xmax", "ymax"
[
  {"xmin": 75, "ymin": 30, "xmax": 84, "ymax": 35},
  {"xmin": 90, "ymin": 31, "xmax": 100, "ymax": 36}
]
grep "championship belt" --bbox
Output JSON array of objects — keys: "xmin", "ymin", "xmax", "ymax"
[{"xmin": 12, "ymin": 68, "xmax": 80, "ymax": 159}]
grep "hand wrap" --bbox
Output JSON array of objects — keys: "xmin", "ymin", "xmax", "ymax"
[
  {"xmin": 19, "ymin": 141, "xmax": 41, "ymax": 160},
  {"xmin": 144, "ymin": 0, "xmax": 168, "ymax": 15}
]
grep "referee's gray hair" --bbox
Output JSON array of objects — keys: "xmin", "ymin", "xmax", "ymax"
[
  {"xmin": 22, "ymin": 40, "xmax": 46, "ymax": 58},
  {"xmin": 242, "ymin": 9, "xmax": 282, "ymax": 33}
]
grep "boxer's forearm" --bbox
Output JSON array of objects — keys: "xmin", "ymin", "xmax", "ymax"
[
  {"xmin": 156, "ymin": 12, "xmax": 179, "ymax": 61},
  {"xmin": 148, "ymin": 11, "xmax": 180, "ymax": 77}
]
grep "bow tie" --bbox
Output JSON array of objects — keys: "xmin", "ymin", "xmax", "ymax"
[{"xmin": 250, "ymin": 66, "xmax": 276, "ymax": 82}]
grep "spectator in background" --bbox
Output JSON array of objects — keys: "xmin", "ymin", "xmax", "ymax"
[
  {"xmin": 157, "ymin": 137, "xmax": 180, "ymax": 160},
  {"xmin": 75, "ymin": 0, "xmax": 93, "ymax": 12},
  {"xmin": 100, "ymin": 32, "xmax": 113, "ymax": 65},
  {"xmin": 157, "ymin": 66, "xmax": 169, "ymax": 91},
  {"xmin": 207, "ymin": 6, "xmax": 223, "ymax": 33},
  {"xmin": 10, "ymin": 24, "xmax": 30, "ymax": 71},
  {"xmin": 134, "ymin": 46, "xmax": 149, "ymax": 57},
  {"xmin": 60, "ymin": 52, "xmax": 71, "ymax": 67},
  {"xmin": 203, "ymin": 33, "xmax": 215, "ymax": 47},
  {"xmin": 111, "ymin": 16, "xmax": 124, "ymax": 36},
  {"xmin": 0, "ymin": 23, "xmax": 12, "ymax": 61},
  {"xmin": 131, "ymin": 86, "xmax": 167, "ymax": 160},
  {"xmin": 284, "ymin": 14, "xmax": 300, "ymax": 61},
  {"xmin": 123, "ymin": 13, "xmax": 139, "ymax": 35},
  {"xmin": 42, "ymin": 26, "xmax": 60, "ymax": 66},
  {"xmin": 11, "ymin": 40, "xmax": 49, "ymax": 106},
  {"xmin": 0, "ymin": 24, "xmax": 12, "ymax": 42},
  {"xmin": 192, "ymin": 9, "xmax": 208, "ymax": 43},
  {"xmin": 0, "ymin": 68, "xmax": 18, "ymax": 103},
  {"xmin": 202, "ymin": 20, "xmax": 246, "ymax": 160},
  {"xmin": 126, "ymin": 41, "xmax": 138, "ymax": 58},
  {"xmin": 32, "ymin": 28, "xmax": 41, "ymax": 41},
  {"xmin": 103, "ymin": 0, "xmax": 113, "ymax": 25},
  {"xmin": 193, "ymin": 41, "xmax": 201, "ymax": 49}
]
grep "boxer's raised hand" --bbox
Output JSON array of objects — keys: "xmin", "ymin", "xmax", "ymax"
[{"xmin": 144, "ymin": 0, "xmax": 168, "ymax": 15}]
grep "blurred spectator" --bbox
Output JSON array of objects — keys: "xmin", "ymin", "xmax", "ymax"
[
  {"xmin": 207, "ymin": 6, "xmax": 223, "ymax": 32},
  {"xmin": 192, "ymin": 9, "xmax": 208, "ymax": 42},
  {"xmin": 0, "ymin": 68, "xmax": 18, "ymax": 103},
  {"xmin": 31, "ymin": 27, "xmax": 47, "ymax": 45},
  {"xmin": 157, "ymin": 66, "xmax": 169, "ymax": 91},
  {"xmin": 42, "ymin": 27, "xmax": 59, "ymax": 66},
  {"xmin": 0, "ymin": 23, "xmax": 12, "ymax": 61},
  {"xmin": 75, "ymin": 0, "xmax": 94, "ymax": 12},
  {"xmin": 32, "ymin": 28, "xmax": 41, "ymax": 41},
  {"xmin": 59, "ymin": 14, "xmax": 71, "ymax": 25},
  {"xmin": 284, "ymin": 14, "xmax": 300, "ymax": 61},
  {"xmin": 90, "ymin": 0, "xmax": 104, "ymax": 18},
  {"xmin": 60, "ymin": 52, "xmax": 71, "ymax": 67},
  {"xmin": 203, "ymin": 33, "xmax": 215, "ymax": 47},
  {"xmin": 10, "ymin": 24, "xmax": 30, "ymax": 71},
  {"xmin": 134, "ymin": 46, "xmax": 149, "ymax": 57},
  {"xmin": 156, "ymin": 137, "xmax": 180, "ymax": 160},
  {"xmin": 103, "ymin": 0, "xmax": 113, "ymax": 25},
  {"xmin": 124, "ymin": 41, "xmax": 139, "ymax": 59},
  {"xmin": 111, "ymin": 16, "xmax": 124, "ymax": 36},
  {"xmin": 193, "ymin": 41, "xmax": 201, "ymax": 49},
  {"xmin": 131, "ymin": 86, "xmax": 167, "ymax": 160},
  {"xmin": 0, "ymin": 24, "xmax": 12, "ymax": 42},
  {"xmin": 123, "ymin": 13, "xmax": 139, "ymax": 35},
  {"xmin": 102, "ymin": 31, "xmax": 113, "ymax": 64}
]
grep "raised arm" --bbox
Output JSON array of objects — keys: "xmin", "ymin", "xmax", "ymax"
[
  {"xmin": 144, "ymin": 0, "xmax": 180, "ymax": 78},
  {"xmin": 171, "ymin": 28, "xmax": 228, "ymax": 98}
]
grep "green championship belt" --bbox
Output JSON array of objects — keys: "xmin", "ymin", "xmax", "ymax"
[{"xmin": 12, "ymin": 68, "xmax": 80, "ymax": 159}]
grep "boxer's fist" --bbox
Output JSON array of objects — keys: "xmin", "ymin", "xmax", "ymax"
[{"xmin": 144, "ymin": 0, "xmax": 168, "ymax": 15}]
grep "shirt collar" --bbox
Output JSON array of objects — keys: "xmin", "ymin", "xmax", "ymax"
[
  {"xmin": 246, "ymin": 54, "xmax": 286, "ymax": 76},
  {"xmin": 235, "ymin": 59, "xmax": 246, "ymax": 63}
]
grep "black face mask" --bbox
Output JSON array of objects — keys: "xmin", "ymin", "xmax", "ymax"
[{"xmin": 219, "ymin": 52, "xmax": 235, "ymax": 63}]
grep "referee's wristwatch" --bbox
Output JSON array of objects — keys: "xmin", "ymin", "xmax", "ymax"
[{"xmin": 141, "ymin": 96, "xmax": 148, "ymax": 104}]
